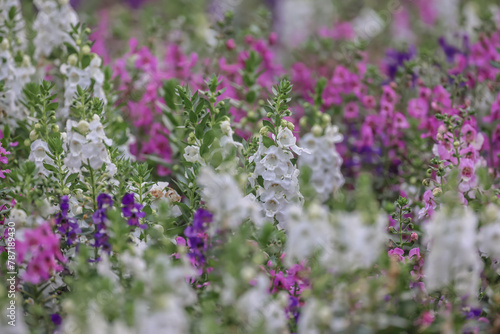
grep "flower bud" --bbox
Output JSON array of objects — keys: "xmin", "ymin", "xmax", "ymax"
[
  {"xmin": 280, "ymin": 119, "xmax": 288, "ymax": 127},
  {"xmin": 34, "ymin": 123, "xmax": 41, "ymax": 129},
  {"xmin": 0, "ymin": 38, "xmax": 9, "ymax": 50},
  {"xmin": 76, "ymin": 39, "xmax": 82, "ymax": 46},
  {"xmin": 68, "ymin": 54, "xmax": 78, "ymax": 66},
  {"xmin": 312, "ymin": 124, "xmax": 322, "ymax": 137},
  {"xmin": 77, "ymin": 120, "xmax": 90, "ymax": 133},
  {"xmin": 240, "ymin": 266, "xmax": 255, "ymax": 282},
  {"xmin": 29, "ymin": 130, "xmax": 38, "ymax": 141},
  {"xmin": 432, "ymin": 187, "xmax": 442, "ymax": 197},
  {"xmin": 153, "ymin": 224, "xmax": 164, "ymax": 234},
  {"xmin": 81, "ymin": 45, "xmax": 91, "ymax": 55},
  {"xmin": 23, "ymin": 139, "xmax": 30, "ymax": 147},
  {"xmin": 22, "ymin": 55, "xmax": 31, "ymax": 67},
  {"xmin": 52, "ymin": 124, "xmax": 59, "ymax": 133},
  {"xmin": 410, "ymin": 232, "xmax": 418, "ymax": 242},
  {"xmin": 187, "ymin": 133, "xmax": 196, "ymax": 144},
  {"xmin": 286, "ymin": 122, "xmax": 295, "ymax": 131},
  {"xmin": 299, "ymin": 117, "xmax": 307, "ymax": 128},
  {"xmin": 318, "ymin": 306, "xmax": 332, "ymax": 324},
  {"xmin": 422, "ymin": 179, "xmax": 430, "ymax": 187},
  {"xmin": 321, "ymin": 113, "xmax": 331, "ymax": 124},
  {"xmin": 266, "ymin": 112, "xmax": 273, "ymax": 118},
  {"xmin": 259, "ymin": 126, "xmax": 269, "ymax": 136},
  {"xmin": 63, "ymin": 188, "xmax": 70, "ymax": 195},
  {"xmin": 453, "ymin": 141, "xmax": 460, "ymax": 148}
]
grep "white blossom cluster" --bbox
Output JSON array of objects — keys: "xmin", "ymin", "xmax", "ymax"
[
  {"xmin": 284, "ymin": 203, "xmax": 332, "ymax": 265},
  {"xmin": 220, "ymin": 119, "xmax": 243, "ymax": 156},
  {"xmin": 423, "ymin": 207, "xmax": 483, "ymax": 299},
  {"xmin": 249, "ymin": 126, "xmax": 305, "ymax": 225},
  {"xmin": 298, "ymin": 125, "xmax": 344, "ymax": 202},
  {"xmin": 198, "ymin": 167, "xmax": 262, "ymax": 235},
  {"xmin": 0, "ymin": 0, "xmax": 26, "ymax": 51},
  {"xmin": 236, "ymin": 274, "xmax": 289, "ymax": 333},
  {"xmin": 33, "ymin": 0, "xmax": 78, "ymax": 59},
  {"xmin": 63, "ymin": 115, "xmax": 116, "ymax": 175},
  {"xmin": 477, "ymin": 205, "xmax": 500, "ymax": 274},
  {"xmin": 28, "ymin": 139, "xmax": 54, "ymax": 177},
  {"xmin": 0, "ymin": 2, "xmax": 35, "ymax": 124},
  {"xmin": 320, "ymin": 211, "xmax": 388, "ymax": 273},
  {"xmin": 60, "ymin": 56, "xmax": 107, "ymax": 118}
]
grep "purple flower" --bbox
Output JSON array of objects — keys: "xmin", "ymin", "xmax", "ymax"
[
  {"xmin": 121, "ymin": 193, "xmax": 147, "ymax": 229},
  {"xmin": 384, "ymin": 45, "xmax": 416, "ymax": 80},
  {"xmin": 55, "ymin": 196, "xmax": 81, "ymax": 246},
  {"xmin": 92, "ymin": 193, "xmax": 114, "ymax": 253},
  {"xmin": 51, "ymin": 313, "xmax": 62, "ymax": 326},
  {"xmin": 183, "ymin": 209, "xmax": 213, "ymax": 268},
  {"xmin": 97, "ymin": 193, "xmax": 113, "ymax": 209}
]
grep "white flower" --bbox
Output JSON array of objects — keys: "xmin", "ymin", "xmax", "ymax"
[
  {"xmin": 87, "ymin": 119, "xmax": 112, "ymax": 145},
  {"xmin": 249, "ymin": 131, "xmax": 304, "ymax": 226},
  {"xmin": 320, "ymin": 212, "xmax": 387, "ymax": 273},
  {"xmin": 477, "ymin": 222, "xmax": 500, "ymax": 260},
  {"xmin": 198, "ymin": 167, "xmax": 262, "ymax": 233},
  {"xmin": 298, "ymin": 127, "xmax": 344, "ymax": 202},
  {"xmin": 149, "ymin": 182, "xmax": 182, "ymax": 217},
  {"xmin": 28, "ymin": 139, "xmax": 55, "ymax": 176},
  {"xmin": 424, "ymin": 208, "xmax": 482, "ymax": 299},
  {"xmin": 33, "ymin": 0, "xmax": 79, "ymax": 59},
  {"xmin": 9, "ymin": 209, "xmax": 27, "ymax": 224},
  {"xmin": 284, "ymin": 203, "xmax": 332, "ymax": 265},
  {"xmin": 183, "ymin": 145, "xmax": 204, "ymax": 164}
]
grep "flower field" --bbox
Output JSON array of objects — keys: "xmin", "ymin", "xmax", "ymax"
[{"xmin": 1, "ymin": 0, "xmax": 500, "ymax": 333}]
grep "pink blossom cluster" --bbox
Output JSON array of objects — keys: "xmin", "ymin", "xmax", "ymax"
[{"xmin": 16, "ymin": 222, "xmax": 66, "ymax": 284}]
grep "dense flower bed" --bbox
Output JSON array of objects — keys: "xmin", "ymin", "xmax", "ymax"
[{"xmin": 1, "ymin": 0, "xmax": 500, "ymax": 333}]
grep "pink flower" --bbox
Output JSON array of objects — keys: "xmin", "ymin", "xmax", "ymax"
[
  {"xmin": 362, "ymin": 95, "xmax": 376, "ymax": 109},
  {"xmin": 458, "ymin": 159, "xmax": 478, "ymax": 193},
  {"xmin": 407, "ymin": 98, "xmax": 428, "ymax": 118},
  {"xmin": 225, "ymin": 39, "xmax": 236, "ymax": 50},
  {"xmin": 388, "ymin": 248, "xmax": 405, "ymax": 262},
  {"xmin": 418, "ymin": 189, "xmax": 436, "ymax": 219},
  {"xmin": 461, "ymin": 124, "xmax": 484, "ymax": 150},
  {"xmin": 16, "ymin": 222, "xmax": 66, "ymax": 284},
  {"xmin": 344, "ymin": 102, "xmax": 359, "ymax": 119},
  {"xmin": 410, "ymin": 233, "xmax": 418, "ymax": 242},
  {"xmin": 268, "ymin": 32, "xmax": 278, "ymax": 45}
]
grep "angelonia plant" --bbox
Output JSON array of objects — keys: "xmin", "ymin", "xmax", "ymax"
[{"xmin": 2, "ymin": 0, "xmax": 500, "ymax": 333}]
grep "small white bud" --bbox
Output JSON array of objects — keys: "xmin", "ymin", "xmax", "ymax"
[
  {"xmin": 312, "ymin": 124, "xmax": 322, "ymax": 137},
  {"xmin": 77, "ymin": 120, "xmax": 90, "ymax": 133},
  {"xmin": 0, "ymin": 38, "xmax": 9, "ymax": 51},
  {"xmin": 68, "ymin": 54, "xmax": 78, "ymax": 66},
  {"xmin": 240, "ymin": 266, "xmax": 255, "ymax": 282},
  {"xmin": 81, "ymin": 45, "xmax": 91, "ymax": 55},
  {"xmin": 29, "ymin": 130, "xmax": 38, "ymax": 141}
]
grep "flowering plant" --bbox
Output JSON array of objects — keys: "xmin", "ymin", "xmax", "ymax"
[{"xmin": 1, "ymin": 0, "xmax": 500, "ymax": 333}]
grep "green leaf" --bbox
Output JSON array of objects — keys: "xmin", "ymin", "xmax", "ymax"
[
  {"xmin": 43, "ymin": 163, "xmax": 59, "ymax": 173},
  {"xmin": 163, "ymin": 79, "xmax": 178, "ymax": 110},
  {"xmin": 65, "ymin": 173, "xmax": 79, "ymax": 185},
  {"xmin": 490, "ymin": 60, "xmax": 500, "ymax": 69},
  {"xmin": 203, "ymin": 129, "xmax": 216, "ymax": 147},
  {"xmin": 195, "ymin": 99, "xmax": 206, "ymax": 115},
  {"xmin": 195, "ymin": 116, "xmax": 208, "ymax": 139},
  {"xmin": 262, "ymin": 120, "xmax": 275, "ymax": 131},
  {"xmin": 262, "ymin": 136, "xmax": 274, "ymax": 148}
]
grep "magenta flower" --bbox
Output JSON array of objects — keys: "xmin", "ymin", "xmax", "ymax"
[{"xmin": 16, "ymin": 222, "xmax": 66, "ymax": 284}]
